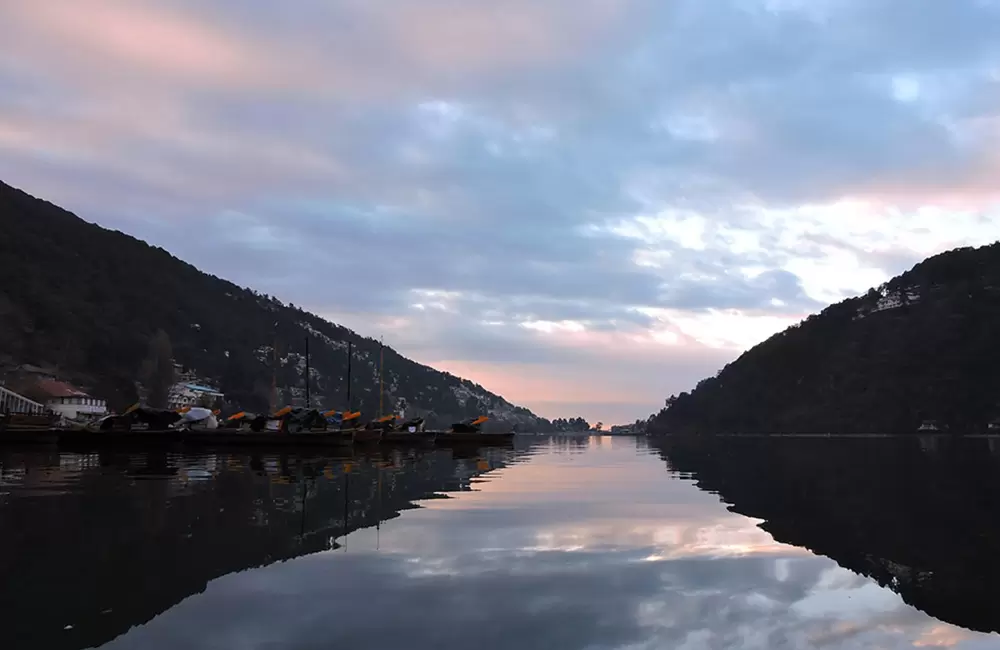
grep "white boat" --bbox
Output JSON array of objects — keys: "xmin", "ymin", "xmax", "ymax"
[{"xmin": 917, "ymin": 420, "xmax": 941, "ymax": 432}]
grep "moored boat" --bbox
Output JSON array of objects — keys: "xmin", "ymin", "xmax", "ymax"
[
  {"xmin": 353, "ymin": 428, "xmax": 383, "ymax": 443},
  {"xmin": 429, "ymin": 415, "xmax": 514, "ymax": 445}
]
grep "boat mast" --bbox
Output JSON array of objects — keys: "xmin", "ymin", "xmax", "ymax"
[
  {"xmin": 346, "ymin": 341, "xmax": 352, "ymax": 411},
  {"xmin": 378, "ymin": 337, "xmax": 384, "ymax": 418},
  {"xmin": 270, "ymin": 321, "xmax": 278, "ymax": 412},
  {"xmin": 304, "ymin": 335, "xmax": 311, "ymax": 408}
]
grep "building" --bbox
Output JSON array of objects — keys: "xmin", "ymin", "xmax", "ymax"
[
  {"xmin": 34, "ymin": 379, "xmax": 107, "ymax": 420},
  {"xmin": 167, "ymin": 382, "xmax": 225, "ymax": 410}
]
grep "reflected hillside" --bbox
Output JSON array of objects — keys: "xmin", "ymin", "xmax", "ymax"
[
  {"xmin": 654, "ymin": 436, "xmax": 1000, "ymax": 635},
  {"xmin": 0, "ymin": 441, "xmax": 536, "ymax": 650}
]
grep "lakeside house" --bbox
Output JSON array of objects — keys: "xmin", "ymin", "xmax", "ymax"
[
  {"xmin": 34, "ymin": 379, "xmax": 108, "ymax": 420},
  {"xmin": 167, "ymin": 382, "xmax": 225, "ymax": 410}
]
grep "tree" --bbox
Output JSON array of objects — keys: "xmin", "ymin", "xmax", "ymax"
[
  {"xmin": 595, "ymin": 422, "xmax": 604, "ymax": 432},
  {"xmin": 141, "ymin": 330, "xmax": 175, "ymax": 409}
]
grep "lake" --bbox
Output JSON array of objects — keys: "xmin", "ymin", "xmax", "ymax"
[{"xmin": 2, "ymin": 435, "xmax": 1000, "ymax": 649}]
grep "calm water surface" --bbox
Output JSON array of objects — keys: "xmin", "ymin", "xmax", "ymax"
[{"xmin": 2, "ymin": 435, "xmax": 1000, "ymax": 649}]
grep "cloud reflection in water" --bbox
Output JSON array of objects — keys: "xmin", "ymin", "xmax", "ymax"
[{"xmin": 99, "ymin": 439, "xmax": 997, "ymax": 650}]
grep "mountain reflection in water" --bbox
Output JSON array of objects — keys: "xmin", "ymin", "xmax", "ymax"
[
  {"xmin": 1, "ymin": 435, "xmax": 999, "ymax": 650},
  {"xmin": 655, "ymin": 435, "xmax": 1000, "ymax": 637}
]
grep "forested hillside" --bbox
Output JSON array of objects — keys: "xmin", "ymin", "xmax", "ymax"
[
  {"xmin": 650, "ymin": 242, "xmax": 1000, "ymax": 434},
  {"xmin": 0, "ymin": 181, "xmax": 548, "ymax": 429}
]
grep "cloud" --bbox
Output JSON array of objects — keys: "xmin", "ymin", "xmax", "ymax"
[
  {"xmin": 3, "ymin": 0, "xmax": 1000, "ymax": 422},
  {"xmin": 0, "ymin": 1, "xmax": 307, "ymax": 103}
]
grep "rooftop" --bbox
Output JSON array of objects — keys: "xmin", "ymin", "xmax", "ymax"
[
  {"xmin": 179, "ymin": 383, "xmax": 224, "ymax": 394},
  {"xmin": 35, "ymin": 379, "xmax": 94, "ymax": 399}
]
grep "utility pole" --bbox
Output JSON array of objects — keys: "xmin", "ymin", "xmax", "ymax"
[
  {"xmin": 346, "ymin": 341, "xmax": 352, "ymax": 411},
  {"xmin": 378, "ymin": 337, "xmax": 384, "ymax": 418},
  {"xmin": 304, "ymin": 335, "xmax": 311, "ymax": 408},
  {"xmin": 270, "ymin": 321, "xmax": 278, "ymax": 412}
]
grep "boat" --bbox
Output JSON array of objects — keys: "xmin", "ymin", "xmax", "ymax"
[
  {"xmin": 223, "ymin": 411, "xmax": 276, "ymax": 432},
  {"xmin": 381, "ymin": 430, "xmax": 437, "ymax": 444},
  {"xmin": 449, "ymin": 416, "xmax": 490, "ymax": 434},
  {"xmin": 917, "ymin": 420, "xmax": 942, "ymax": 432},
  {"xmin": 352, "ymin": 428, "xmax": 382, "ymax": 443},
  {"xmin": 431, "ymin": 416, "xmax": 515, "ymax": 445}
]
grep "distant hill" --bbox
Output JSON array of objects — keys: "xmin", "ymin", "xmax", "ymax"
[
  {"xmin": 0, "ymin": 181, "xmax": 549, "ymax": 430},
  {"xmin": 649, "ymin": 242, "xmax": 1000, "ymax": 434}
]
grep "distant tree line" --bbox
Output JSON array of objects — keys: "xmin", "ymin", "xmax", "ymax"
[{"xmin": 550, "ymin": 417, "xmax": 592, "ymax": 432}]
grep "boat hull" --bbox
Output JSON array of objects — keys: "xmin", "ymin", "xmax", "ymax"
[
  {"xmin": 2, "ymin": 429, "xmax": 355, "ymax": 449},
  {"xmin": 433, "ymin": 432, "xmax": 516, "ymax": 445},
  {"xmin": 180, "ymin": 430, "xmax": 354, "ymax": 447},
  {"xmin": 0, "ymin": 429, "xmax": 60, "ymax": 445},
  {"xmin": 380, "ymin": 431, "xmax": 437, "ymax": 445},
  {"xmin": 353, "ymin": 429, "xmax": 383, "ymax": 443}
]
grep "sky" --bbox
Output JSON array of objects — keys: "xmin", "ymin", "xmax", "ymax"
[{"xmin": 2, "ymin": 1, "xmax": 1000, "ymax": 425}]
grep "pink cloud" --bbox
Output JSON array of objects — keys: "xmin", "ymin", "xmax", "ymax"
[
  {"xmin": 432, "ymin": 337, "xmax": 735, "ymax": 424},
  {"xmin": 1, "ymin": 0, "xmax": 642, "ymax": 102},
  {"xmin": 843, "ymin": 118, "xmax": 1000, "ymax": 209},
  {"xmin": 374, "ymin": 0, "xmax": 636, "ymax": 75},
  {"xmin": 1, "ymin": 1, "xmax": 277, "ymax": 89}
]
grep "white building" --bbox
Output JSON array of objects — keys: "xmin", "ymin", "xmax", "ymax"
[
  {"xmin": 35, "ymin": 380, "xmax": 108, "ymax": 420},
  {"xmin": 167, "ymin": 382, "xmax": 225, "ymax": 410}
]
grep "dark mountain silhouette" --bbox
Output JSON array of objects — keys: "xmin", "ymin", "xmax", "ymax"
[
  {"xmin": 649, "ymin": 242, "xmax": 1000, "ymax": 434},
  {"xmin": 0, "ymin": 180, "xmax": 547, "ymax": 429},
  {"xmin": 655, "ymin": 435, "xmax": 1000, "ymax": 634}
]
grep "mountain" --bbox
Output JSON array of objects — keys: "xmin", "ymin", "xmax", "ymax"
[
  {"xmin": 649, "ymin": 242, "xmax": 1000, "ymax": 434},
  {"xmin": 0, "ymin": 181, "xmax": 548, "ymax": 430}
]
